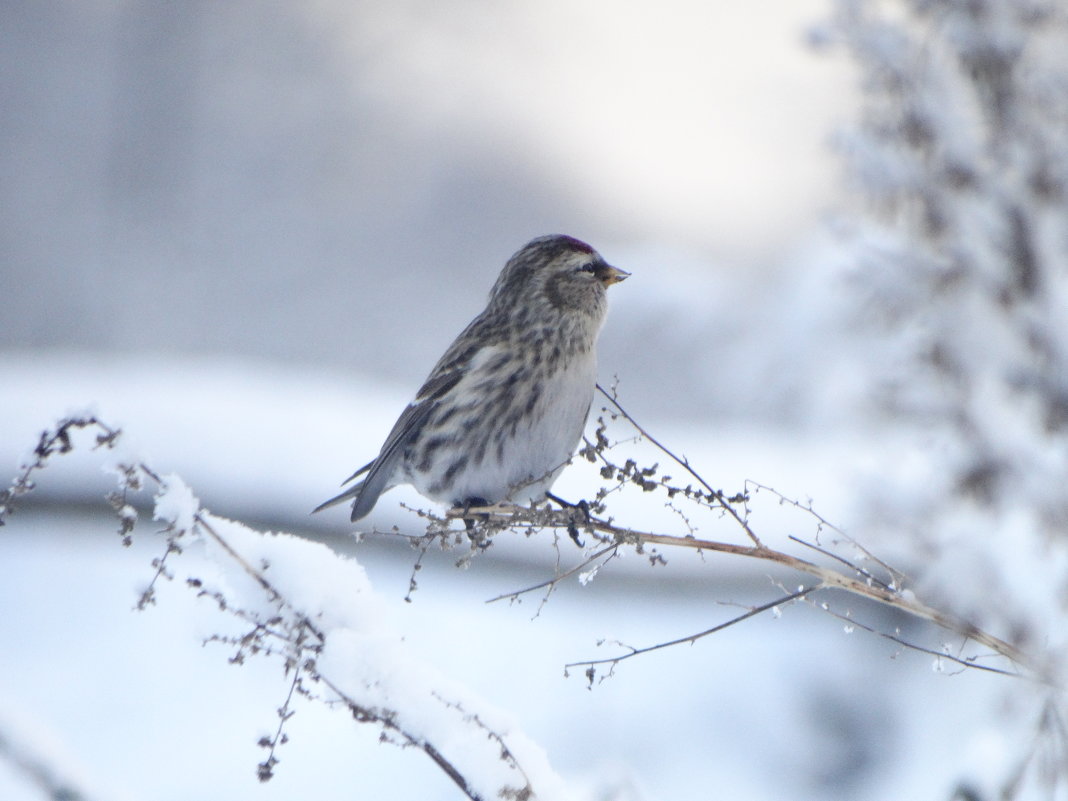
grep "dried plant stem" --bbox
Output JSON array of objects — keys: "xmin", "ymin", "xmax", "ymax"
[
  {"xmin": 565, "ymin": 586, "xmax": 817, "ymax": 674},
  {"xmin": 314, "ymin": 674, "xmax": 519, "ymax": 801},
  {"xmin": 449, "ymin": 505, "xmax": 1036, "ymax": 678},
  {"xmin": 619, "ymin": 531, "xmax": 1032, "ymax": 672},
  {"xmin": 596, "ymin": 384, "xmax": 763, "ymax": 547}
]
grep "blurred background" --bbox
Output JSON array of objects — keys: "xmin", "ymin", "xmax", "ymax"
[
  {"xmin": 1, "ymin": 0, "xmax": 850, "ymax": 426},
  {"xmin": 4, "ymin": 1, "xmax": 1066, "ymax": 800}
]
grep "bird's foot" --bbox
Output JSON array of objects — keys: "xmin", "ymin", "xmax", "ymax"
[
  {"xmin": 545, "ymin": 492, "xmax": 591, "ymax": 547},
  {"xmin": 457, "ymin": 496, "xmax": 493, "ymax": 549}
]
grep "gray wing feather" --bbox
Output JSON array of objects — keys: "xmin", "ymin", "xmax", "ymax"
[
  {"xmin": 346, "ymin": 399, "xmax": 436, "ymax": 521},
  {"xmin": 312, "ymin": 369, "xmax": 465, "ymax": 521}
]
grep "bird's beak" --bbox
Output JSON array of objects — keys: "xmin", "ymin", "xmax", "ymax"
[{"xmin": 596, "ymin": 264, "xmax": 630, "ymax": 286}]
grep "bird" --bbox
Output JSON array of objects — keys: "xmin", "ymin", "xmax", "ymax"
[{"xmin": 313, "ymin": 234, "xmax": 628, "ymax": 522}]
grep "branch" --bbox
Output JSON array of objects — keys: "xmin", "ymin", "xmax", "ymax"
[
  {"xmin": 437, "ymin": 385, "xmax": 1044, "ymax": 682},
  {"xmin": 446, "ymin": 506, "xmax": 1038, "ymax": 679},
  {"xmin": 565, "ymin": 586, "xmax": 816, "ymax": 681},
  {"xmin": 314, "ymin": 674, "xmax": 502, "ymax": 801},
  {"xmin": 812, "ymin": 599, "xmax": 1023, "ymax": 678},
  {"xmin": 0, "ymin": 413, "xmax": 122, "ymax": 526},
  {"xmin": 788, "ymin": 534, "xmax": 896, "ymax": 593},
  {"xmin": 596, "ymin": 384, "xmax": 764, "ymax": 547},
  {"xmin": 2, "ymin": 415, "xmax": 542, "ymax": 800},
  {"xmin": 484, "ymin": 541, "xmax": 619, "ymax": 605}
]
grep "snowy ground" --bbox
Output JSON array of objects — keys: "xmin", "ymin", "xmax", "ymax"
[{"xmin": 0, "ymin": 352, "xmax": 1025, "ymax": 800}]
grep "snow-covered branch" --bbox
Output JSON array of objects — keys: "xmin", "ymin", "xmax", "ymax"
[{"xmin": 1, "ymin": 415, "xmax": 570, "ymax": 801}]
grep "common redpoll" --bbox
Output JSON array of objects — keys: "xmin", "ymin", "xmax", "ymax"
[{"xmin": 314, "ymin": 234, "xmax": 628, "ymax": 522}]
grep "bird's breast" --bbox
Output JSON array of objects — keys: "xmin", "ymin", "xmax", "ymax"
[{"xmin": 410, "ymin": 343, "xmax": 597, "ymax": 506}]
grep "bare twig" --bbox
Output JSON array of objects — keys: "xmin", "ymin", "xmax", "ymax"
[
  {"xmin": 0, "ymin": 414, "xmax": 122, "ymax": 526},
  {"xmin": 813, "ymin": 600, "xmax": 1023, "ymax": 678},
  {"xmin": 450, "ymin": 504, "xmax": 1038, "ymax": 678},
  {"xmin": 753, "ymin": 480, "xmax": 906, "ymax": 587},
  {"xmin": 257, "ymin": 658, "xmax": 304, "ymax": 782},
  {"xmin": 0, "ymin": 724, "xmax": 94, "ymax": 801},
  {"xmin": 789, "ymin": 534, "xmax": 895, "ymax": 593},
  {"xmin": 484, "ymin": 542, "xmax": 619, "ymax": 604},
  {"xmin": 595, "ymin": 384, "xmax": 764, "ymax": 547},
  {"xmin": 565, "ymin": 585, "xmax": 816, "ymax": 678}
]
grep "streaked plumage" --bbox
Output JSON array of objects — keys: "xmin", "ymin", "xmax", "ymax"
[{"xmin": 314, "ymin": 234, "xmax": 628, "ymax": 522}]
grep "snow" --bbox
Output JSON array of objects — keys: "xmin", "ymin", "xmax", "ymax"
[
  {"xmin": 176, "ymin": 508, "xmax": 572, "ymax": 800},
  {"xmin": 0, "ymin": 351, "xmax": 1055, "ymax": 800},
  {"xmin": 4, "ymin": 1, "xmax": 1066, "ymax": 797},
  {"xmin": 153, "ymin": 474, "xmax": 199, "ymax": 536}
]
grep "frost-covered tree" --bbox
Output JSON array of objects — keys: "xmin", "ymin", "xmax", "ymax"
[{"xmin": 826, "ymin": 0, "xmax": 1068, "ymax": 795}]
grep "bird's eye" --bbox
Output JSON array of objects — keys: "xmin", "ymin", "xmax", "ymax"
[{"xmin": 577, "ymin": 262, "xmax": 598, "ymax": 274}]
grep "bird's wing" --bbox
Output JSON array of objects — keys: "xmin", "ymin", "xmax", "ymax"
[
  {"xmin": 340, "ymin": 459, "xmax": 375, "ymax": 486},
  {"xmin": 313, "ymin": 368, "xmax": 466, "ymax": 521}
]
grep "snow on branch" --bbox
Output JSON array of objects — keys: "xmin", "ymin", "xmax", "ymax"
[
  {"xmin": 0, "ymin": 415, "xmax": 568, "ymax": 801},
  {"xmin": 3, "ymin": 386, "xmax": 1064, "ymax": 795}
]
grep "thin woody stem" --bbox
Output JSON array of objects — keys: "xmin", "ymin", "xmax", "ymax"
[
  {"xmin": 565, "ymin": 586, "xmax": 816, "ymax": 671},
  {"xmin": 484, "ymin": 542, "xmax": 619, "ymax": 604},
  {"xmin": 595, "ymin": 384, "xmax": 764, "ymax": 547},
  {"xmin": 591, "ymin": 524, "xmax": 1035, "ymax": 673},
  {"xmin": 450, "ymin": 505, "xmax": 1038, "ymax": 678}
]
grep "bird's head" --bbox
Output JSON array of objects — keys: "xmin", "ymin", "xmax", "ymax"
[{"xmin": 490, "ymin": 235, "xmax": 629, "ymax": 321}]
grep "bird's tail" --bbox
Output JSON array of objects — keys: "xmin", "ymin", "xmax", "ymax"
[
  {"xmin": 311, "ymin": 459, "xmax": 375, "ymax": 516},
  {"xmin": 311, "ymin": 481, "xmax": 365, "ymax": 515}
]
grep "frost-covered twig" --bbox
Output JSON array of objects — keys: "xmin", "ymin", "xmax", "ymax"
[
  {"xmin": 0, "ymin": 413, "xmax": 121, "ymax": 527},
  {"xmin": 750, "ymin": 479, "xmax": 907, "ymax": 588},
  {"xmin": 1, "ymin": 416, "xmax": 557, "ymax": 801}
]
